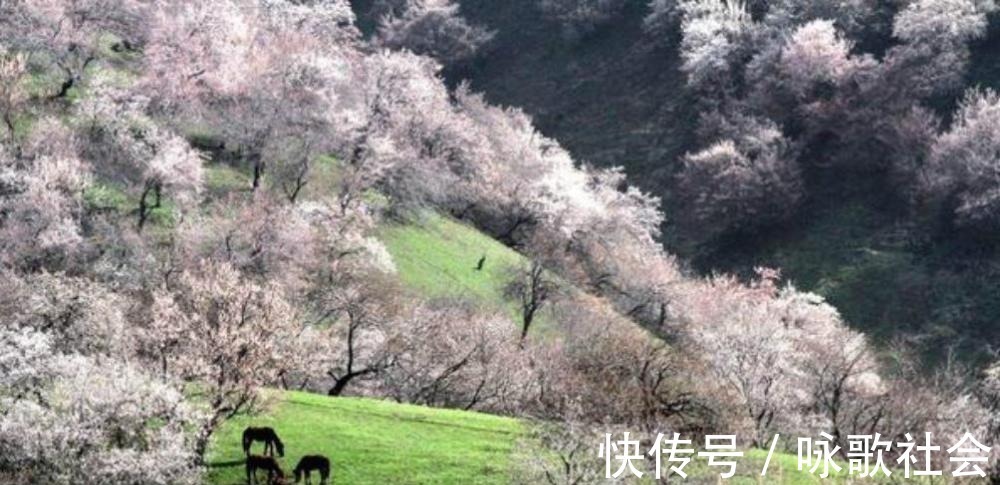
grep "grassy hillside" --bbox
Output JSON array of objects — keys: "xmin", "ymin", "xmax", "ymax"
[
  {"xmin": 352, "ymin": 0, "xmax": 1000, "ymax": 362},
  {"xmin": 380, "ymin": 212, "xmax": 525, "ymax": 302},
  {"xmin": 379, "ymin": 212, "xmax": 555, "ymax": 332},
  {"xmin": 202, "ymin": 216, "xmax": 907, "ymax": 485},
  {"xmin": 204, "ymin": 392, "xmax": 897, "ymax": 485},
  {"xmin": 205, "ymin": 392, "xmax": 523, "ymax": 485}
]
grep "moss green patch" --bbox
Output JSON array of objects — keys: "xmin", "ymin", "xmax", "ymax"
[
  {"xmin": 84, "ymin": 182, "xmax": 130, "ymax": 213},
  {"xmin": 83, "ymin": 179, "xmax": 181, "ymax": 232},
  {"xmin": 204, "ymin": 164, "xmax": 252, "ymax": 199}
]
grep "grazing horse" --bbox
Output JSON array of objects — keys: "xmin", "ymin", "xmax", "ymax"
[
  {"xmin": 293, "ymin": 455, "xmax": 331, "ymax": 484},
  {"xmin": 246, "ymin": 455, "xmax": 286, "ymax": 485},
  {"xmin": 243, "ymin": 427, "xmax": 285, "ymax": 457}
]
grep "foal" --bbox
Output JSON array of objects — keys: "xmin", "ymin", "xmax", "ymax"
[
  {"xmin": 243, "ymin": 426, "xmax": 285, "ymax": 457},
  {"xmin": 293, "ymin": 455, "xmax": 331, "ymax": 484},
  {"xmin": 246, "ymin": 454, "xmax": 286, "ymax": 485}
]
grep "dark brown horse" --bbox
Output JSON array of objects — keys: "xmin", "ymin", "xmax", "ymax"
[
  {"xmin": 293, "ymin": 455, "xmax": 331, "ymax": 484},
  {"xmin": 246, "ymin": 454, "xmax": 286, "ymax": 485},
  {"xmin": 243, "ymin": 427, "xmax": 285, "ymax": 457}
]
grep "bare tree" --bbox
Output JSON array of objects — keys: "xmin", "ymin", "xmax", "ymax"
[
  {"xmin": 515, "ymin": 420, "xmax": 606, "ymax": 484},
  {"xmin": 505, "ymin": 260, "xmax": 557, "ymax": 344},
  {"xmin": 381, "ymin": 301, "xmax": 530, "ymax": 411},
  {"xmin": 317, "ymin": 275, "xmax": 400, "ymax": 397}
]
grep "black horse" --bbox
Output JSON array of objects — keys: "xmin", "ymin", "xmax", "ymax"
[
  {"xmin": 243, "ymin": 427, "xmax": 285, "ymax": 457},
  {"xmin": 246, "ymin": 454, "xmax": 286, "ymax": 485},
  {"xmin": 293, "ymin": 455, "xmax": 331, "ymax": 484}
]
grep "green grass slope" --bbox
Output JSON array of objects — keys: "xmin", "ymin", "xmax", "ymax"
[
  {"xmin": 206, "ymin": 391, "xmax": 523, "ymax": 485},
  {"xmin": 202, "ymin": 205, "xmax": 902, "ymax": 484},
  {"xmin": 379, "ymin": 212, "xmax": 556, "ymax": 331},
  {"xmin": 380, "ymin": 212, "xmax": 525, "ymax": 301},
  {"xmin": 204, "ymin": 391, "xmax": 896, "ymax": 485}
]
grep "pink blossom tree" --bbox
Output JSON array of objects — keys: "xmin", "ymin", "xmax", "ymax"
[{"xmin": 151, "ymin": 261, "xmax": 298, "ymax": 462}]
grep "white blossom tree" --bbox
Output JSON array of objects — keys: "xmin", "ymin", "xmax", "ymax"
[
  {"xmin": 150, "ymin": 260, "xmax": 298, "ymax": 461},
  {"xmin": 893, "ymin": 0, "xmax": 995, "ymax": 46},
  {"xmin": 1, "ymin": 272, "xmax": 130, "ymax": 356},
  {"xmin": 381, "ymin": 301, "xmax": 529, "ymax": 411},
  {"xmin": 676, "ymin": 0, "xmax": 758, "ymax": 92},
  {"xmin": 377, "ymin": 0, "xmax": 494, "ymax": 63},
  {"xmin": 672, "ymin": 269, "xmax": 886, "ymax": 446},
  {"xmin": 0, "ymin": 298, "xmax": 200, "ymax": 485},
  {"xmin": 0, "ymin": 122, "xmax": 91, "ymax": 270},
  {"xmin": 925, "ymin": 88, "xmax": 1000, "ymax": 230},
  {"xmin": 77, "ymin": 77, "xmax": 203, "ymax": 230},
  {"xmin": 0, "ymin": 353, "xmax": 201, "ymax": 485},
  {"xmin": 144, "ymin": 0, "xmax": 359, "ymax": 194},
  {"xmin": 884, "ymin": 0, "xmax": 997, "ymax": 98},
  {"xmin": 777, "ymin": 20, "xmax": 867, "ymax": 101},
  {"xmin": 317, "ymin": 274, "xmax": 400, "ymax": 397},
  {"xmin": 677, "ymin": 114, "xmax": 802, "ymax": 240}
]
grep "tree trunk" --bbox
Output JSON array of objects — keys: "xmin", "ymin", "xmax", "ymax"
[
  {"xmin": 193, "ymin": 413, "xmax": 223, "ymax": 465},
  {"xmin": 3, "ymin": 113, "xmax": 15, "ymax": 143},
  {"xmin": 252, "ymin": 159, "xmax": 265, "ymax": 190},
  {"xmin": 519, "ymin": 310, "xmax": 535, "ymax": 345},
  {"xmin": 327, "ymin": 375, "xmax": 352, "ymax": 396},
  {"xmin": 138, "ymin": 185, "xmax": 151, "ymax": 230}
]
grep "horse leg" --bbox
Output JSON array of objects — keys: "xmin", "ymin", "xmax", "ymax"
[{"xmin": 246, "ymin": 465, "xmax": 254, "ymax": 485}]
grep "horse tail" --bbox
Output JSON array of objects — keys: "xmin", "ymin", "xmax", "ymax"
[{"xmin": 242, "ymin": 429, "xmax": 252, "ymax": 455}]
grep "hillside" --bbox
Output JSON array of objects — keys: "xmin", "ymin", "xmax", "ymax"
[
  {"xmin": 205, "ymin": 392, "xmax": 522, "ymax": 485},
  {"xmin": 355, "ymin": 0, "xmax": 694, "ymax": 189},
  {"xmin": 372, "ymin": 0, "xmax": 1000, "ymax": 363},
  {"xmin": 381, "ymin": 214, "xmax": 527, "ymax": 309},
  {"xmin": 200, "ymin": 218, "xmax": 905, "ymax": 485},
  {"xmin": 202, "ymin": 214, "xmax": 872, "ymax": 484},
  {"xmin": 205, "ymin": 391, "xmax": 876, "ymax": 485},
  {"xmin": 3, "ymin": 2, "xmax": 998, "ymax": 483}
]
